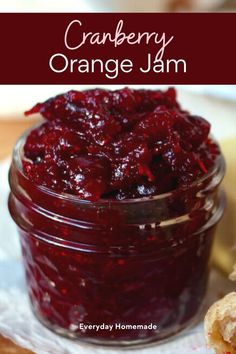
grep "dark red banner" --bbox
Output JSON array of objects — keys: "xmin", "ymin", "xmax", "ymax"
[{"xmin": 0, "ymin": 13, "xmax": 235, "ymax": 84}]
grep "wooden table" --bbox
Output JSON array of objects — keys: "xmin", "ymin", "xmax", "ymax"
[
  {"xmin": 0, "ymin": 117, "xmax": 40, "ymax": 160},
  {"xmin": 0, "ymin": 118, "xmax": 39, "ymax": 353}
]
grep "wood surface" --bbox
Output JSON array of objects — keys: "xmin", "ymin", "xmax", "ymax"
[
  {"xmin": 0, "ymin": 335, "xmax": 33, "ymax": 354},
  {"xmin": 0, "ymin": 117, "xmax": 40, "ymax": 160}
]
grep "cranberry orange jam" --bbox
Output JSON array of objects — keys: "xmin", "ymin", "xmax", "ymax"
[{"xmin": 9, "ymin": 87, "xmax": 225, "ymax": 346}]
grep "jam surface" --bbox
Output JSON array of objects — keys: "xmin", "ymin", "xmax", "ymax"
[{"xmin": 23, "ymin": 87, "xmax": 218, "ymax": 201}]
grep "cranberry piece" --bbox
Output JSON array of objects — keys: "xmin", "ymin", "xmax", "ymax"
[
  {"xmin": 111, "ymin": 87, "xmax": 140, "ymax": 113},
  {"xmin": 134, "ymin": 111, "xmax": 173, "ymax": 142},
  {"xmin": 23, "ymin": 159, "xmax": 65, "ymax": 191},
  {"xmin": 67, "ymin": 156, "xmax": 111, "ymax": 201}
]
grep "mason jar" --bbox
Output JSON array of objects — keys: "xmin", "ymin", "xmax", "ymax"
[{"xmin": 8, "ymin": 130, "xmax": 225, "ymax": 346}]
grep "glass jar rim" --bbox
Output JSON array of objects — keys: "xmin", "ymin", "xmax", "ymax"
[{"xmin": 12, "ymin": 124, "xmax": 226, "ymax": 206}]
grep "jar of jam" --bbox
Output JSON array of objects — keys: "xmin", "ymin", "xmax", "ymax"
[{"xmin": 8, "ymin": 88, "xmax": 225, "ymax": 346}]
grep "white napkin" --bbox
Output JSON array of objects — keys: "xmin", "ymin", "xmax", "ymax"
[{"xmin": 0, "ymin": 158, "xmax": 234, "ymax": 354}]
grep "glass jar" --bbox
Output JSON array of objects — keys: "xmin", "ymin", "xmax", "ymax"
[{"xmin": 8, "ymin": 130, "xmax": 225, "ymax": 347}]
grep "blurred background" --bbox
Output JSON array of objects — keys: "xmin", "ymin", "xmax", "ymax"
[{"xmin": 0, "ymin": 0, "xmax": 236, "ymax": 12}]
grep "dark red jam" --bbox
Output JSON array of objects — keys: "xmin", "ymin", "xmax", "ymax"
[
  {"xmin": 23, "ymin": 87, "xmax": 218, "ymax": 201},
  {"xmin": 8, "ymin": 88, "xmax": 225, "ymax": 346}
]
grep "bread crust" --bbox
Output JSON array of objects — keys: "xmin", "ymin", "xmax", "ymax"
[{"xmin": 205, "ymin": 292, "xmax": 236, "ymax": 354}]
